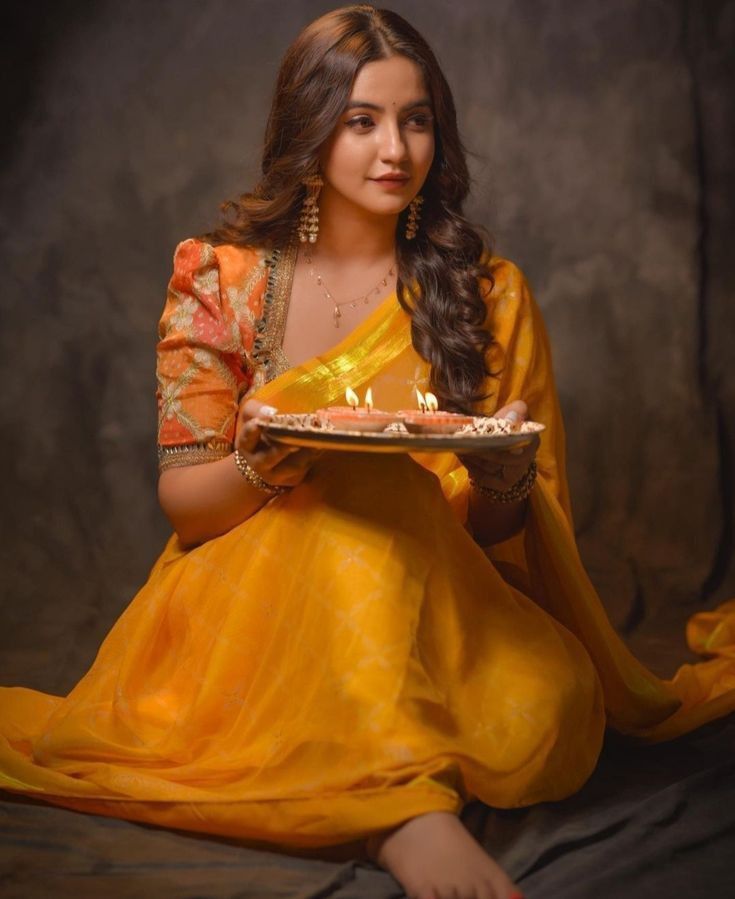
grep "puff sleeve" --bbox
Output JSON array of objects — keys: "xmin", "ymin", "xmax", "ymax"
[{"xmin": 156, "ymin": 239, "xmax": 252, "ymax": 471}]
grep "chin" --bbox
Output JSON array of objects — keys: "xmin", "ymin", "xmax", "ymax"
[
  {"xmin": 360, "ymin": 195, "xmax": 412, "ymax": 217},
  {"xmin": 334, "ymin": 187, "xmax": 412, "ymax": 219}
]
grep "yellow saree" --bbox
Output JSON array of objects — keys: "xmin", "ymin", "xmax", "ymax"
[{"xmin": 0, "ymin": 239, "xmax": 733, "ymax": 850}]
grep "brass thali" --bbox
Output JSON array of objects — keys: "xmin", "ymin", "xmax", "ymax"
[{"xmin": 260, "ymin": 419, "xmax": 544, "ymax": 454}]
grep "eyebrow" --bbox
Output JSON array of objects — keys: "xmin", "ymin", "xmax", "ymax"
[{"xmin": 345, "ymin": 98, "xmax": 433, "ymax": 112}]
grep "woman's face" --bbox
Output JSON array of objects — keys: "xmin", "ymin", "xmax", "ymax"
[{"xmin": 319, "ymin": 55, "xmax": 435, "ymax": 219}]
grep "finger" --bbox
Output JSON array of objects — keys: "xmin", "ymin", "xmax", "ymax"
[
  {"xmin": 267, "ymin": 448, "xmax": 326, "ymax": 484},
  {"xmin": 509, "ymin": 434, "xmax": 540, "ymax": 457},
  {"xmin": 500, "ymin": 429, "xmax": 539, "ymax": 455},
  {"xmin": 240, "ymin": 398, "xmax": 279, "ymax": 423},
  {"xmin": 250, "ymin": 443, "xmax": 300, "ymax": 472},
  {"xmin": 282, "ymin": 448, "xmax": 324, "ymax": 469},
  {"xmin": 237, "ymin": 419, "xmax": 263, "ymax": 454},
  {"xmin": 514, "ymin": 433, "xmax": 541, "ymax": 454},
  {"xmin": 460, "ymin": 443, "xmax": 531, "ymax": 469},
  {"xmin": 458, "ymin": 448, "xmax": 508, "ymax": 467},
  {"xmin": 260, "ymin": 453, "xmax": 315, "ymax": 488},
  {"xmin": 494, "ymin": 400, "xmax": 528, "ymax": 423},
  {"xmin": 268, "ymin": 456, "xmax": 310, "ymax": 481},
  {"xmin": 464, "ymin": 437, "xmax": 538, "ymax": 478}
]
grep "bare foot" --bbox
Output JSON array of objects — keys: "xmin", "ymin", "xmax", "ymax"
[{"xmin": 366, "ymin": 811, "xmax": 523, "ymax": 899}]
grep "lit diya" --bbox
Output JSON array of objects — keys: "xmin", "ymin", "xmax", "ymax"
[
  {"xmin": 318, "ymin": 388, "xmax": 401, "ymax": 432},
  {"xmin": 400, "ymin": 389, "xmax": 474, "ymax": 434}
]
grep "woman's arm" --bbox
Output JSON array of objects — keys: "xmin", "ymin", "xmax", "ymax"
[
  {"xmin": 459, "ymin": 401, "xmax": 539, "ymax": 547},
  {"xmin": 158, "ymin": 455, "xmax": 271, "ymax": 549},
  {"xmin": 158, "ymin": 399, "xmax": 322, "ymax": 548}
]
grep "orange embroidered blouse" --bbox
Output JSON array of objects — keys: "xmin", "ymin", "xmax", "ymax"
[{"xmin": 156, "ymin": 238, "xmax": 281, "ymax": 470}]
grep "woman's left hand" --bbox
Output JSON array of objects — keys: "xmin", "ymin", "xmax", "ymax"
[{"xmin": 457, "ymin": 400, "xmax": 540, "ymax": 491}]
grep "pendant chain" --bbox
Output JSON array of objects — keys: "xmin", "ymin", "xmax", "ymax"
[{"xmin": 303, "ymin": 248, "xmax": 396, "ymax": 328}]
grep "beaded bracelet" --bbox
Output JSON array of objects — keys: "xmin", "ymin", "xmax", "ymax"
[
  {"xmin": 233, "ymin": 449, "xmax": 289, "ymax": 496},
  {"xmin": 470, "ymin": 461, "xmax": 538, "ymax": 504}
]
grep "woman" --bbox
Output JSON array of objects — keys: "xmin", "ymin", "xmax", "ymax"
[{"xmin": 1, "ymin": 7, "xmax": 734, "ymax": 899}]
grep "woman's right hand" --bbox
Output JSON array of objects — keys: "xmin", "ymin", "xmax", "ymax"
[{"xmin": 235, "ymin": 398, "xmax": 324, "ymax": 489}]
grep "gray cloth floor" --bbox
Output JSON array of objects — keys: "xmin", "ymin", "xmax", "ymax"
[{"xmin": 1, "ymin": 618, "xmax": 734, "ymax": 899}]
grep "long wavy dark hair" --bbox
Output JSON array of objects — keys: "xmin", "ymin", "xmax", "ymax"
[{"xmin": 206, "ymin": 5, "xmax": 496, "ymax": 412}]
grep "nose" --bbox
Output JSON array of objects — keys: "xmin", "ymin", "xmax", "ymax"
[{"xmin": 378, "ymin": 119, "xmax": 408, "ymax": 163}]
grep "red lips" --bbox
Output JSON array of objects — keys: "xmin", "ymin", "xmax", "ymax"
[{"xmin": 372, "ymin": 173, "xmax": 409, "ymax": 181}]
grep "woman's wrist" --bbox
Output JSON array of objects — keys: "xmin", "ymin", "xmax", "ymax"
[
  {"xmin": 469, "ymin": 461, "xmax": 537, "ymax": 504},
  {"xmin": 233, "ymin": 449, "xmax": 290, "ymax": 496},
  {"xmin": 467, "ymin": 479, "xmax": 529, "ymax": 546}
]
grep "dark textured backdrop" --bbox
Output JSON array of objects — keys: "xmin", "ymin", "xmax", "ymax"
[{"xmin": 1, "ymin": 0, "xmax": 733, "ymax": 695}]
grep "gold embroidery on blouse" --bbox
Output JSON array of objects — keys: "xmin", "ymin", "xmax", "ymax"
[
  {"xmin": 158, "ymin": 440, "xmax": 233, "ymax": 471},
  {"xmin": 252, "ymin": 241, "xmax": 297, "ymax": 384},
  {"xmin": 156, "ymin": 347, "xmax": 239, "ymax": 446},
  {"xmin": 225, "ymin": 254, "xmax": 267, "ymax": 364}
]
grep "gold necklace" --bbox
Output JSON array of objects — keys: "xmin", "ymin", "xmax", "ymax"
[{"xmin": 303, "ymin": 247, "xmax": 396, "ymax": 328}]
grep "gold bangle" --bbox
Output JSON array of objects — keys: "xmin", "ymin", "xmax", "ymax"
[
  {"xmin": 233, "ymin": 449, "xmax": 288, "ymax": 496},
  {"xmin": 470, "ymin": 461, "xmax": 537, "ymax": 503}
]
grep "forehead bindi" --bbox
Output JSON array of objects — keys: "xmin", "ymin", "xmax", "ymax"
[{"xmin": 348, "ymin": 56, "xmax": 430, "ymax": 112}]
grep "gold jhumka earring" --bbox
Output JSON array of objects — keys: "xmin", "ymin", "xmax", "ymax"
[
  {"xmin": 297, "ymin": 175, "xmax": 324, "ymax": 244},
  {"xmin": 405, "ymin": 194, "xmax": 424, "ymax": 239}
]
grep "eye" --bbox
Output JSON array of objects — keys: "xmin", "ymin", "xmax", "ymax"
[
  {"xmin": 405, "ymin": 112, "xmax": 433, "ymax": 129},
  {"xmin": 345, "ymin": 115, "xmax": 374, "ymax": 131}
]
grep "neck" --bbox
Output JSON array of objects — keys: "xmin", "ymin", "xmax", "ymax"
[{"xmin": 314, "ymin": 188, "xmax": 398, "ymax": 264}]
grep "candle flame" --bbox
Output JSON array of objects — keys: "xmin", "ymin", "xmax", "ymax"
[
  {"xmin": 365, "ymin": 387, "xmax": 373, "ymax": 412},
  {"xmin": 425, "ymin": 392, "xmax": 439, "ymax": 412},
  {"xmin": 345, "ymin": 387, "xmax": 359, "ymax": 409},
  {"xmin": 415, "ymin": 387, "xmax": 427, "ymax": 412}
]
